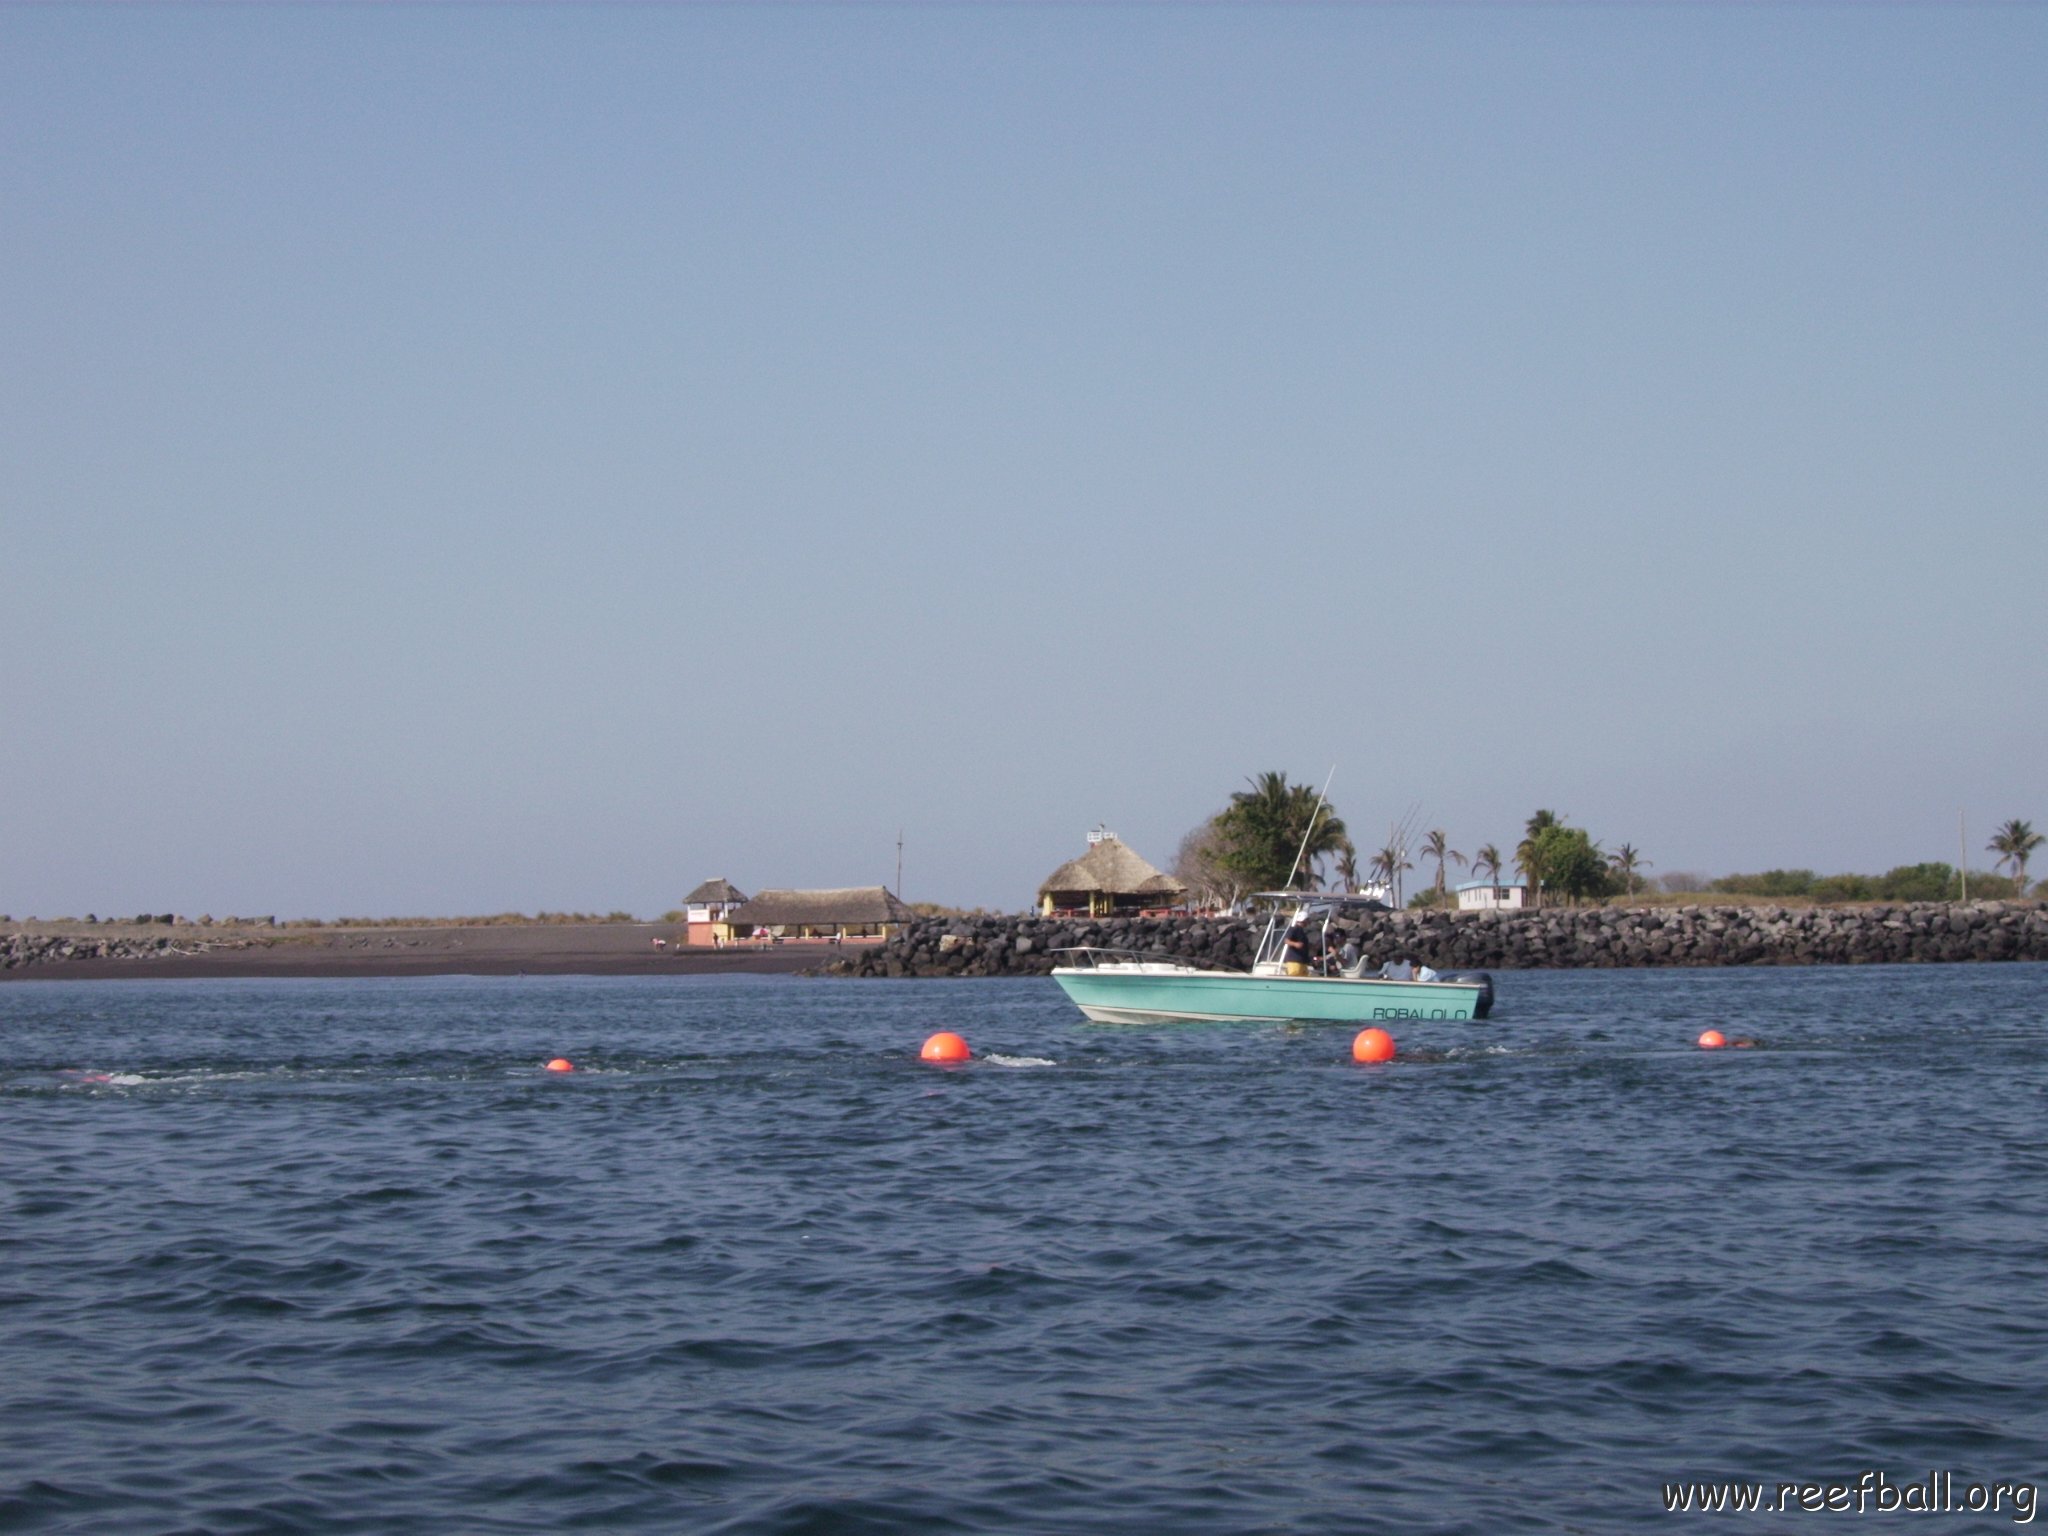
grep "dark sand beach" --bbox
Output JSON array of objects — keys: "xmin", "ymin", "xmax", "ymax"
[{"xmin": 0, "ymin": 922, "xmax": 826, "ymax": 982}]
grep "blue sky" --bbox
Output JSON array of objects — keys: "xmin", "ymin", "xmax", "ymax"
[{"xmin": 3, "ymin": 4, "xmax": 2042, "ymax": 918}]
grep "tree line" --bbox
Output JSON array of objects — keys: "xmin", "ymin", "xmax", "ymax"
[{"xmin": 1170, "ymin": 774, "xmax": 2042, "ymax": 910}]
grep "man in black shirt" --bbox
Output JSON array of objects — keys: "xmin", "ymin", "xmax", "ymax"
[{"xmin": 1281, "ymin": 923, "xmax": 1311, "ymax": 976}]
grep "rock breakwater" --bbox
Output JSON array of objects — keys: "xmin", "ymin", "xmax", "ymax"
[
  {"xmin": 830, "ymin": 902, "xmax": 2048, "ymax": 978},
  {"xmin": 2, "ymin": 932, "xmax": 260, "ymax": 971}
]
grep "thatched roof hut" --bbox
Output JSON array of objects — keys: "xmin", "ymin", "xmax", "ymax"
[
  {"xmin": 727, "ymin": 886, "xmax": 913, "ymax": 938},
  {"xmin": 683, "ymin": 878, "xmax": 748, "ymax": 907},
  {"xmin": 1037, "ymin": 836, "xmax": 1185, "ymax": 917}
]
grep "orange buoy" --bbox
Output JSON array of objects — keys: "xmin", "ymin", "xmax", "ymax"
[
  {"xmin": 1352, "ymin": 1027, "xmax": 1396, "ymax": 1064},
  {"xmin": 545, "ymin": 1057, "xmax": 575, "ymax": 1072},
  {"xmin": 920, "ymin": 1032, "xmax": 971, "ymax": 1063},
  {"xmin": 1697, "ymin": 1030, "xmax": 1726, "ymax": 1050}
]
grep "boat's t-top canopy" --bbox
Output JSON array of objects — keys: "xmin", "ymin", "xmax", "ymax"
[{"xmin": 1247, "ymin": 892, "xmax": 1390, "ymax": 917}]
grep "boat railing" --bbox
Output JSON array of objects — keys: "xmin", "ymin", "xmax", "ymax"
[{"xmin": 1050, "ymin": 946, "xmax": 1232, "ymax": 972}]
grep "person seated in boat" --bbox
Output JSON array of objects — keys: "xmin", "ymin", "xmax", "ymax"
[
  {"xmin": 1281, "ymin": 922, "xmax": 1311, "ymax": 977},
  {"xmin": 1338, "ymin": 937, "xmax": 1361, "ymax": 974},
  {"xmin": 1378, "ymin": 958, "xmax": 1413, "ymax": 981},
  {"xmin": 1414, "ymin": 962, "xmax": 1440, "ymax": 982}
]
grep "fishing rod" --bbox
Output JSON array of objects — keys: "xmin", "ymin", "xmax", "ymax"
[{"xmin": 1282, "ymin": 766, "xmax": 1338, "ymax": 892}]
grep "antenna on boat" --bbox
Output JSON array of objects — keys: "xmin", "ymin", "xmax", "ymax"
[
  {"xmin": 1282, "ymin": 767, "xmax": 1338, "ymax": 892},
  {"xmin": 1381, "ymin": 802, "xmax": 1423, "ymax": 909}
]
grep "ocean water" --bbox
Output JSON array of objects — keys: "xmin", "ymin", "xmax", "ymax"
[{"xmin": 1, "ymin": 965, "xmax": 2043, "ymax": 1534}]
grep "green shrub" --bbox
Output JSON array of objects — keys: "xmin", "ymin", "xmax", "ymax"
[
  {"xmin": 1957, "ymin": 871, "xmax": 2021, "ymax": 899},
  {"xmin": 1711, "ymin": 869, "xmax": 1816, "ymax": 898},
  {"xmin": 1875, "ymin": 863, "xmax": 1955, "ymax": 902},
  {"xmin": 1530, "ymin": 825, "xmax": 1618, "ymax": 903}
]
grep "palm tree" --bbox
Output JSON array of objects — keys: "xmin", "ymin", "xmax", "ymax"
[
  {"xmin": 1291, "ymin": 795, "xmax": 1349, "ymax": 889},
  {"xmin": 1988, "ymin": 819, "xmax": 2043, "ymax": 898},
  {"xmin": 1370, "ymin": 843, "xmax": 1414, "ymax": 907},
  {"xmin": 1422, "ymin": 829, "xmax": 1465, "ymax": 899},
  {"xmin": 1609, "ymin": 843, "xmax": 1650, "ymax": 898},
  {"xmin": 1217, "ymin": 771, "xmax": 1349, "ymax": 891},
  {"xmin": 1333, "ymin": 840, "xmax": 1360, "ymax": 895},
  {"xmin": 1516, "ymin": 809, "xmax": 1561, "ymax": 910},
  {"xmin": 1471, "ymin": 843, "xmax": 1503, "ymax": 885}
]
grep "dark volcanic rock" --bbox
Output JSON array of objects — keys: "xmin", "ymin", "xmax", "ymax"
[
  {"xmin": 1, "ymin": 930, "xmax": 258, "ymax": 972},
  {"xmin": 827, "ymin": 902, "xmax": 2048, "ymax": 979}
]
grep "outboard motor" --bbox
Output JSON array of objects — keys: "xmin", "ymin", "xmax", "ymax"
[{"xmin": 1439, "ymin": 970, "xmax": 1494, "ymax": 1020}]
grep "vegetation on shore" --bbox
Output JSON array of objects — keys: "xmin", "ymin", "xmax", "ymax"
[
  {"xmin": 6, "ymin": 815, "xmax": 2038, "ymax": 930},
  {"xmin": 1168, "ymin": 773, "xmax": 2041, "ymax": 913},
  {"xmin": 1172, "ymin": 771, "xmax": 1349, "ymax": 905}
]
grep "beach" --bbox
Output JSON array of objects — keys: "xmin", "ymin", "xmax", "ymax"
[{"xmin": 0, "ymin": 921, "xmax": 823, "ymax": 982}]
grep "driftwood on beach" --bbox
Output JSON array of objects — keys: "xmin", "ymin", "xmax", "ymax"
[{"xmin": 829, "ymin": 902, "xmax": 2048, "ymax": 978}]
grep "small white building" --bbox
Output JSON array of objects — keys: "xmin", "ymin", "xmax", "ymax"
[{"xmin": 1456, "ymin": 879, "xmax": 1530, "ymax": 912}]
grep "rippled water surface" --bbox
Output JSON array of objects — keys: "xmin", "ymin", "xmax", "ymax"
[{"xmin": 3, "ymin": 966, "xmax": 2045, "ymax": 1533}]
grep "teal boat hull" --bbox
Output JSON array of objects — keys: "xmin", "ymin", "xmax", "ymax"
[{"xmin": 1050, "ymin": 966, "xmax": 1483, "ymax": 1026}]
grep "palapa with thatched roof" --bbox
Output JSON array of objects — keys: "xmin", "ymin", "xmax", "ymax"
[
  {"xmin": 1037, "ymin": 831, "xmax": 1185, "ymax": 917},
  {"xmin": 727, "ymin": 886, "xmax": 914, "ymax": 941},
  {"xmin": 684, "ymin": 878, "xmax": 747, "ymax": 908},
  {"xmin": 680, "ymin": 877, "xmax": 750, "ymax": 945}
]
